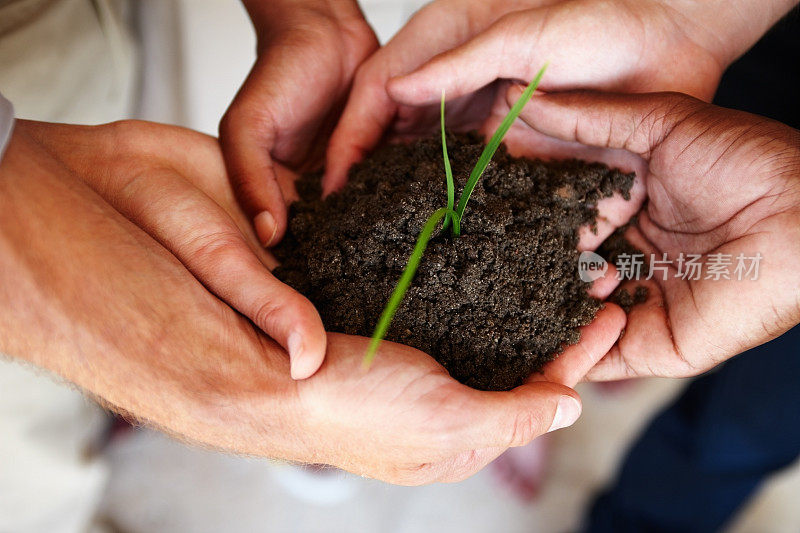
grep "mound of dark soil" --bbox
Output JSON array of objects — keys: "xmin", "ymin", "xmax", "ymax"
[{"xmin": 274, "ymin": 133, "xmax": 634, "ymax": 390}]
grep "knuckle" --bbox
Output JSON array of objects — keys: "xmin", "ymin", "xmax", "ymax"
[
  {"xmin": 441, "ymin": 451, "xmax": 482, "ymax": 483},
  {"xmin": 219, "ymin": 104, "xmax": 247, "ymax": 139},
  {"xmin": 253, "ymin": 298, "xmax": 285, "ymax": 334},
  {"xmin": 507, "ymin": 410, "xmax": 541, "ymax": 447},
  {"xmin": 105, "ymin": 119, "xmax": 150, "ymax": 151},
  {"xmin": 188, "ymin": 228, "xmax": 246, "ymax": 268},
  {"xmin": 340, "ymin": 21, "xmax": 378, "ymax": 60},
  {"xmin": 390, "ymin": 463, "xmax": 439, "ymax": 486}
]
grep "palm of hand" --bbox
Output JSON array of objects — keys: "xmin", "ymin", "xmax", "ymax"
[
  {"xmin": 504, "ymin": 90, "xmax": 800, "ymax": 380},
  {"xmin": 605, "ymin": 102, "xmax": 800, "ymax": 378}
]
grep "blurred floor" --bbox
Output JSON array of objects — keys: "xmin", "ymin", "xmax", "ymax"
[
  {"xmin": 97, "ymin": 2, "xmax": 800, "ymax": 532},
  {"xmin": 98, "ymin": 378, "xmax": 800, "ymax": 533}
]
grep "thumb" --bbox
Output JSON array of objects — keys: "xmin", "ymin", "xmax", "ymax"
[
  {"xmin": 506, "ymin": 87, "xmax": 704, "ymax": 158},
  {"xmin": 219, "ymin": 109, "xmax": 288, "ymax": 248},
  {"xmin": 457, "ymin": 381, "xmax": 583, "ymax": 450}
]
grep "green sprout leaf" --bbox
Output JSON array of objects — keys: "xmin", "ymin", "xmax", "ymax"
[
  {"xmin": 441, "ymin": 89, "xmax": 455, "ymax": 227},
  {"xmin": 363, "ymin": 207, "xmax": 456, "ymax": 367},
  {"xmin": 453, "ymin": 63, "xmax": 548, "ymax": 233}
]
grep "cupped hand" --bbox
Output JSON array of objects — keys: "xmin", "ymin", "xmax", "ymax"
[
  {"xmin": 512, "ymin": 89, "xmax": 800, "ymax": 380},
  {"xmin": 220, "ymin": 0, "xmax": 378, "ymax": 246},
  {"xmin": 325, "ymin": 0, "xmax": 745, "ymax": 192},
  {"xmin": 295, "ymin": 300, "xmax": 624, "ymax": 484},
  {"xmin": 19, "ymin": 119, "xmax": 327, "ymax": 379},
  {"xmin": 1, "ymin": 120, "xmax": 626, "ymax": 484}
]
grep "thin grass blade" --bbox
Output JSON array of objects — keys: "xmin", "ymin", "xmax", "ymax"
[
  {"xmin": 364, "ymin": 207, "xmax": 456, "ymax": 366},
  {"xmin": 453, "ymin": 63, "xmax": 548, "ymax": 230},
  {"xmin": 441, "ymin": 89, "xmax": 455, "ymax": 229}
]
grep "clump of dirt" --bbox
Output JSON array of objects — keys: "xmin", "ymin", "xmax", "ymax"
[
  {"xmin": 274, "ymin": 132, "xmax": 635, "ymax": 391},
  {"xmin": 610, "ymin": 286, "xmax": 650, "ymax": 314},
  {"xmin": 597, "ymin": 219, "xmax": 651, "ymax": 313}
]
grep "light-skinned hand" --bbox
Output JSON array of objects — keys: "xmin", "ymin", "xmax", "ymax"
[
  {"xmin": 325, "ymin": 0, "xmax": 796, "ymax": 192},
  {"xmin": 16, "ymin": 119, "xmax": 327, "ymax": 379},
  {"xmin": 0, "ymin": 120, "xmax": 625, "ymax": 483}
]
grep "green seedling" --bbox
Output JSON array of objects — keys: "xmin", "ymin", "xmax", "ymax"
[{"xmin": 363, "ymin": 64, "xmax": 548, "ymax": 367}]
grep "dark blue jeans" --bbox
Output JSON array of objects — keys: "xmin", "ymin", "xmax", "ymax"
[{"xmin": 584, "ymin": 326, "xmax": 800, "ymax": 533}]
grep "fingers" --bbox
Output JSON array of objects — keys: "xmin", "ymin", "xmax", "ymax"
[
  {"xmin": 387, "ymin": 3, "xmax": 637, "ymax": 106},
  {"xmin": 586, "ymin": 263, "xmax": 620, "ymax": 300},
  {"xmin": 219, "ymin": 12, "xmax": 377, "ymax": 245},
  {"xmin": 323, "ymin": 79, "xmax": 396, "ymax": 195},
  {"xmin": 91, "ymin": 166, "xmax": 327, "ymax": 380},
  {"xmin": 386, "ymin": 9, "xmax": 549, "ymax": 105},
  {"xmin": 583, "ymin": 280, "xmax": 670, "ymax": 382},
  {"xmin": 219, "ymin": 104, "xmax": 287, "ymax": 247},
  {"xmin": 507, "ymin": 86, "xmax": 703, "ymax": 159},
  {"xmin": 455, "ymin": 380, "xmax": 582, "ymax": 451},
  {"xmin": 324, "ymin": 0, "xmax": 498, "ymax": 193},
  {"xmin": 581, "ymin": 225, "xmax": 695, "ymax": 382},
  {"xmin": 532, "ymin": 303, "xmax": 626, "ymax": 388}
]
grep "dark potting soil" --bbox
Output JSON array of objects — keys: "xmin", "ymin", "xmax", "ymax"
[
  {"xmin": 610, "ymin": 286, "xmax": 650, "ymax": 314},
  {"xmin": 274, "ymin": 132, "xmax": 635, "ymax": 391},
  {"xmin": 597, "ymin": 219, "xmax": 651, "ymax": 313}
]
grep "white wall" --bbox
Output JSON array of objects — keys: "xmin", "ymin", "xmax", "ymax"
[{"xmin": 175, "ymin": 0, "xmax": 429, "ymax": 136}]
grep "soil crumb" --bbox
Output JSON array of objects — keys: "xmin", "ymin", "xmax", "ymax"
[
  {"xmin": 610, "ymin": 286, "xmax": 650, "ymax": 314},
  {"xmin": 598, "ymin": 219, "xmax": 651, "ymax": 313},
  {"xmin": 274, "ymin": 132, "xmax": 635, "ymax": 390}
]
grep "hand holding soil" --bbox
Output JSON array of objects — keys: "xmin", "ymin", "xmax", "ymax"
[
  {"xmin": 292, "ymin": 324, "xmax": 626, "ymax": 485},
  {"xmin": 324, "ymin": 0, "xmax": 797, "ymax": 191},
  {"xmin": 15, "ymin": 119, "xmax": 327, "ymax": 380},
  {"xmin": 220, "ymin": 0, "xmax": 378, "ymax": 247},
  {"xmin": 513, "ymin": 89, "xmax": 800, "ymax": 380},
  {"xmin": 2, "ymin": 115, "xmax": 621, "ymax": 486}
]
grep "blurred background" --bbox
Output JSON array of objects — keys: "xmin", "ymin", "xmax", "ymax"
[{"xmin": 1, "ymin": 1, "xmax": 798, "ymax": 532}]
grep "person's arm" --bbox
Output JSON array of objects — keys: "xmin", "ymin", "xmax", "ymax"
[
  {"xmin": 0, "ymin": 118, "xmax": 615, "ymax": 484},
  {"xmin": 220, "ymin": 0, "xmax": 378, "ymax": 246}
]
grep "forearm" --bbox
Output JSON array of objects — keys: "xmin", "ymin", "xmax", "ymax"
[
  {"xmin": 0, "ymin": 132, "xmax": 200, "ymax": 417},
  {"xmin": 240, "ymin": 0, "xmax": 366, "ymax": 40},
  {"xmin": 662, "ymin": 0, "xmax": 799, "ymax": 67},
  {"xmin": 0, "ymin": 130, "xmax": 303, "ymax": 459}
]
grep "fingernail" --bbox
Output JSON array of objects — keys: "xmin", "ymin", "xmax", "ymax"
[
  {"xmin": 288, "ymin": 331, "xmax": 305, "ymax": 380},
  {"xmin": 254, "ymin": 210, "xmax": 278, "ymax": 247},
  {"xmin": 547, "ymin": 396, "xmax": 582, "ymax": 433}
]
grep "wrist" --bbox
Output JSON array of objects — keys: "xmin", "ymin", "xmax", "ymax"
[
  {"xmin": 241, "ymin": 0, "xmax": 364, "ymax": 39},
  {"xmin": 180, "ymin": 334, "xmax": 313, "ymax": 462},
  {"xmin": 656, "ymin": 0, "xmax": 799, "ymax": 67},
  {"xmin": 0, "ymin": 129, "xmax": 310, "ymax": 462}
]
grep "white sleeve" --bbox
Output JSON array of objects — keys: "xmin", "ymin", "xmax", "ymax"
[{"xmin": 0, "ymin": 92, "xmax": 14, "ymax": 162}]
